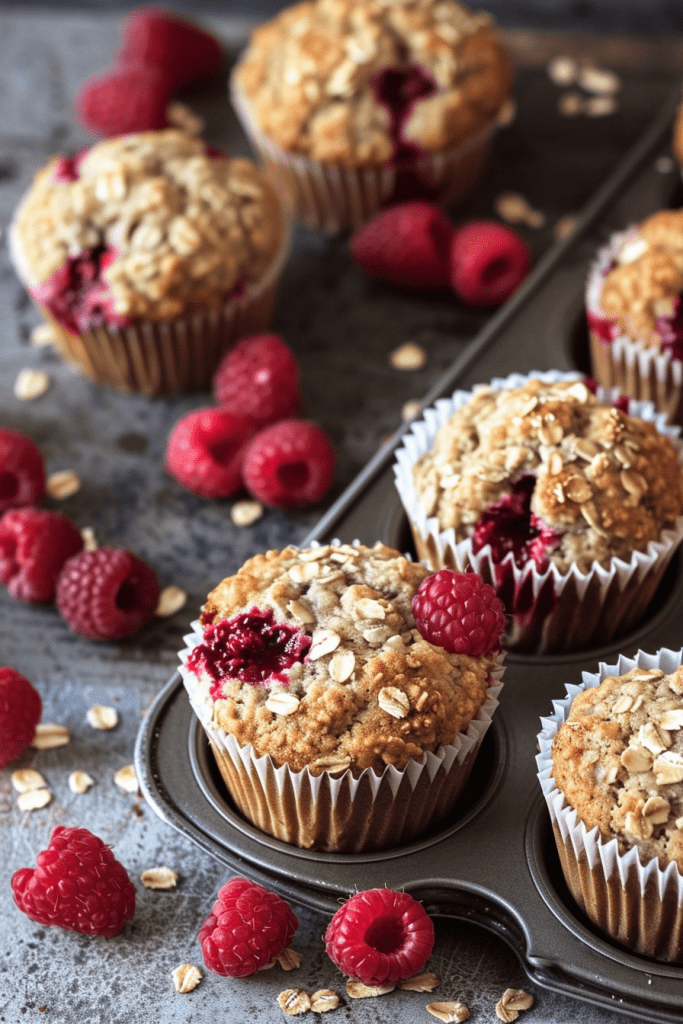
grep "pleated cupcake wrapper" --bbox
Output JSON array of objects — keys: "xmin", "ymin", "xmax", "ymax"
[
  {"xmin": 178, "ymin": 619, "xmax": 504, "ymax": 853},
  {"xmin": 536, "ymin": 647, "xmax": 683, "ymax": 961},
  {"xmin": 586, "ymin": 228, "xmax": 683, "ymax": 426},
  {"xmin": 230, "ymin": 78, "xmax": 497, "ymax": 234},
  {"xmin": 394, "ymin": 369, "xmax": 683, "ymax": 654}
]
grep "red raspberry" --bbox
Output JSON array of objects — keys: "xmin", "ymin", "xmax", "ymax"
[
  {"xmin": 324, "ymin": 888, "xmax": 434, "ymax": 986},
  {"xmin": 77, "ymin": 64, "xmax": 172, "ymax": 137},
  {"xmin": 213, "ymin": 334, "xmax": 302, "ymax": 430},
  {"xmin": 351, "ymin": 201, "xmax": 452, "ymax": 292},
  {"xmin": 11, "ymin": 826, "xmax": 135, "ymax": 937},
  {"xmin": 411, "ymin": 569, "xmax": 506, "ymax": 657},
  {"xmin": 0, "ymin": 428, "xmax": 45, "ymax": 512},
  {"xmin": 165, "ymin": 408, "xmax": 255, "ymax": 499},
  {"xmin": 0, "ymin": 667, "xmax": 42, "ymax": 768},
  {"xmin": 198, "ymin": 876, "xmax": 298, "ymax": 977},
  {"xmin": 0, "ymin": 508, "xmax": 83, "ymax": 603},
  {"xmin": 450, "ymin": 221, "xmax": 531, "ymax": 307},
  {"xmin": 242, "ymin": 419, "xmax": 335, "ymax": 509},
  {"xmin": 56, "ymin": 547, "xmax": 160, "ymax": 641},
  {"xmin": 118, "ymin": 8, "xmax": 225, "ymax": 91}
]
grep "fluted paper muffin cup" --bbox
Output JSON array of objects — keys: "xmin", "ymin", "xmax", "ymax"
[
  {"xmin": 537, "ymin": 647, "xmax": 683, "ymax": 961},
  {"xmin": 179, "ymin": 619, "xmax": 504, "ymax": 853},
  {"xmin": 394, "ymin": 369, "xmax": 683, "ymax": 654},
  {"xmin": 230, "ymin": 77, "xmax": 501, "ymax": 234},
  {"xmin": 586, "ymin": 228, "xmax": 683, "ymax": 426}
]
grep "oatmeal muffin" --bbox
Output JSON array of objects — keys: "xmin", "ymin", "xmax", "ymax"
[
  {"xmin": 538, "ymin": 649, "xmax": 683, "ymax": 961},
  {"xmin": 179, "ymin": 541, "xmax": 504, "ymax": 852},
  {"xmin": 586, "ymin": 209, "xmax": 683, "ymax": 425},
  {"xmin": 230, "ymin": 0, "xmax": 513, "ymax": 231},
  {"xmin": 394, "ymin": 371, "xmax": 683, "ymax": 653},
  {"xmin": 9, "ymin": 130, "xmax": 290, "ymax": 395}
]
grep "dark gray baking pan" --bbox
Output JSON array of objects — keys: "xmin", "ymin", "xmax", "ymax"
[{"xmin": 135, "ymin": 91, "xmax": 683, "ymax": 1023}]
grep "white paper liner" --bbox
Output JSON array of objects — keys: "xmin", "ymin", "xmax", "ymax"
[
  {"xmin": 586, "ymin": 227, "xmax": 683, "ymax": 425},
  {"xmin": 230, "ymin": 76, "xmax": 499, "ymax": 234},
  {"xmin": 536, "ymin": 647, "xmax": 683, "ymax": 960},
  {"xmin": 394, "ymin": 369, "xmax": 683, "ymax": 653},
  {"xmin": 178, "ymin": 611, "xmax": 504, "ymax": 853}
]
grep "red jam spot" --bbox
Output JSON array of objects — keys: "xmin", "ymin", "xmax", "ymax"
[
  {"xmin": 205, "ymin": 145, "xmax": 230, "ymax": 159},
  {"xmin": 188, "ymin": 607, "xmax": 312, "ymax": 697},
  {"xmin": 372, "ymin": 64, "xmax": 437, "ymax": 163},
  {"xmin": 655, "ymin": 295, "xmax": 683, "ymax": 362},
  {"xmin": 472, "ymin": 476, "xmax": 563, "ymax": 573},
  {"xmin": 51, "ymin": 148, "xmax": 89, "ymax": 184},
  {"xmin": 29, "ymin": 245, "xmax": 133, "ymax": 335},
  {"xmin": 586, "ymin": 308, "xmax": 619, "ymax": 344}
]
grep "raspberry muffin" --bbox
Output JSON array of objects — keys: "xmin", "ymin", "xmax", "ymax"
[
  {"xmin": 538, "ymin": 648, "xmax": 683, "ymax": 961},
  {"xmin": 9, "ymin": 131, "xmax": 290, "ymax": 395},
  {"xmin": 230, "ymin": 0, "xmax": 513, "ymax": 232},
  {"xmin": 586, "ymin": 209, "xmax": 683, "ymax": 425},
  {"xmin": 394, "ymin": 370, "xmax": 683, "ymax": 654},
  {"xmin": 179, "ymin": 542, "xmax": 505, "ymax": 852}
]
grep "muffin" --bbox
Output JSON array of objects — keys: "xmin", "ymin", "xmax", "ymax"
[
  {"xmin": 230, "ymin": 0, "xmax": 513, "ymax": 232},
  {"xmin": 586, "ymin": 209, "xmax": 683, "ymax": 426},
  {"xmin": 178, "ymin": 541, "xmax": 505, "ymax": 853},
  {"xmin": 9, "ymin": 130, "xmax": 290, "ymax": 395},
  {"xmin": 394, "ymin": 370, "xmax": 683, "ymax": 653},
  {"xmin": 537, "ymin": 648, "xmax": 683, "ymax": 961}
]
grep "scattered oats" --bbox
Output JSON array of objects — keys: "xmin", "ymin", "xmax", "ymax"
[
  {"xmin": 258, "ymin": 960, "xmax": 276, "ymax": 971},
  {"xmin": 141, "ymin": 866, "xmax": 178, "ymax": 889},
  {"xmin": 231, "ymin": 499, "xmax": 264, "ymax": 527},
  {"xmin": 155, "ymin": 585, "xmax": 187, "ymax": 617},
  {"xmin": 14, "ymin": 368, "xmax": 50, "ymax": 401},
  {"xmin": 398, "ymin": 971, "xmax": 440, "ymax": 992},
  {"xmin": 402, "ymin": 399, "xmax": 423, "ymax": 422},
  {"xmin": 378, "ymin": 685, "xmax": 410, "ymax": 719},
  {"xmin": 426, "ymin": 1001, "xmax": 470, "ymax": 1022},
  {"xmin": 17, "ymin": 788, "xmax": 52, "ymax": 811},
  {"xmin": 390, "ymin": 342, "xmax": 426, "ymax": 370},
  {"xmin": 114, "ymin": 764, "xmax": 139, "ymax": 794},
  {"xmin": 310, "ymin": 990, "xmax": 339, "ymax": 1012},
  {"xmin": 578, "ymin": 66, "xmax": 621, "ymax": 95},
  {"xmin": 656, "ymin": 156, "xmax": 675, "ymax": 174},
  {"xmin": 69, "ymin": 770, "xmax": 94, "ymax": 794},
  {"xmin": 585, "ymin": 95, "xmax": 618, "ymax": 117},
  {"xmin": 496, "ymin": 97, "xmax": 516, "ymax": 126},
  {"xmin": 46, "ymin": 469, "xmax": 80, "ymax": 500},
  {"xmin": 558, "ymin": 91, "xmax": 584, "ymax": 116},
  {"xmin": 278, "ymin": 988, "xmax": 311, "ymax": 1015},
  {"xmin": 308, "ymin": 630, "xmax": 341, "ymax": 660},
  {"xmin": 31, "ymin": 723, "xmax": 70, "ymax": 749},
  {"xmin": 81, "ymin": 526, "xmax": 98, "ymax": 550},
  {"xmin": 11, "ymin": 769, "xmax": 47, "ymax": 793},
  {"xmin": 31, "ymin": 324, "xmax": 57, "ymax": 347},
  {"xmin": 495, "ymin": 988, "xmax": 534, "ymax": 1022},
  {"xmin": 346, "ymin": 979, "xmax": 394, "ymax": 998},
  {"xmin": 329, "ymin": 648, "xmax": 355, "ymax": 683},
  {"xmin": 547, "ymin": 55, "xmax": 578, "ymax": 86},
  {"xmin": 275, "ymin": 948, "xmax": 301, "ymax": 971},
  {"xmin": 166, "ymin": 102, "xmax": 205, "ymax": 135},
  {"xmin": 554, "ymin": 214, "xmax": 578, "ymax": 240},
  {"xmin": 266, "ymin": 692, "xmax": 301, "ymax": 716},
  {"xmin": 172, "ymin": 964, "xmax": 202, "ymax": 994},
  {"xmin": 87, "ymin": 705, "xmax": 119, "ymax": 730},
  {"xmin": 494, "ymin": 191, "xmax": 545, "ymax": 230},
  {"xmin": 525, "ymin": 207, "xmax": 546, "ymax": 229}
]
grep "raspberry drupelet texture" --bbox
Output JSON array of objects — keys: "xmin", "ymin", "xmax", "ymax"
[
  {"xmin": 213, "ymin": 333, "xmax": 302, "ymax": 429},
  {"xmin": 324, "ymin": 888, "xmax": 434, "ymax": 985},
  {"xmin": 0, "ymin": 507, "xmax": 84, "ymax": 603},
  {"xmin": 0, "ymin": 667, "xmax": 42, "ymax": 768},
  {"xmin": 242, "ymin": 419, "xmax": 335, "ymax": 508},
  {"xmin": 411, "ymin": 569, "xmax": 506, "ymax": 657},
  {"xmin": 11, "ymin": 826, "xmax": 135, "ymax": 937},
  {"xmin": 55, "ymin": 547, "xmax": 160, "ymax": 640},
  {"xmin": 0, "ymin": 428, "xmax": 45, "ymax": 512},
  {"xmin": 165, "ymin": 407, "xmax": 255, "ymax": 499},
  {"xmin": 450, "ymin": 220, "xmax": 531, "ymax": 306},
  {"xmin": 351, "ymin": 201, "xmax": 453, "ymax": 292},
  {"xmin": 198, "ymin": 876, "xmax": 298, "ymax": 977}
]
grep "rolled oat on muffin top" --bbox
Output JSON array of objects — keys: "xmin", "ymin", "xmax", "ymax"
[
  {"xmin": 185, "ymin": 542, "xmax": 499, "ymax": 775},
  {"xmin": 411, "ymin": 377, "xmax": 683, "ymax": 574}
]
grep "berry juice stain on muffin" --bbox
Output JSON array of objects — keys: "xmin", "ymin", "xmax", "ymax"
[
  {"xmin": 472, "ymin": 475, "xmax": 563, "ymax": 572},
  {"xmin": 372, "ymin": 64, "xmax": 437, "ymax": 161},
  {"xmin": 30, "ymin": 245, "xmax": 132, "ymax": 334}
]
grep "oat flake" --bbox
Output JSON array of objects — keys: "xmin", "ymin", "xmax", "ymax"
[
  {"xmin": 390, "ymin": 342, "xmax": 426, "ymax": 370},
  {"xmin": 166, "ymin": 102, "xmax": 205, "ymax": 135},
  {"xmin": 87, "ymin": 705, "xmax": 118, "ymax": 730},
  {"xmin": 11, "ymin": 769, "xmax": 47, "ymax": 792},
  {"xmin": 31, "ymin": 324, "xmax": 57, "ymax": 347},
  {"xmin": 398, "ymin": 971, "xmax": 440, "ymax": 992},
  {"xmin": 277, "ymin": 988, "xmax": 311, "ymax": 1015},
  {"xmin": 31, "ymin": 723, "xmax": 70, "ymax": 749},
  {"xmin": 346, "ymin": 979, "xmax": 394, "ymax": 998},
  {"xmin": 80, "ymin": 526, "xmax": 98, "ymax": 551},
  {"xmin": 17, "ymin": 788, "xmax": 52, "ymax": 811},
  {"xmin": 558, "ymin": 91, "xmax": 584, "ymax": 116},
  {"xmin": 402, "ymin": 399, "xmax": 423, "ymax": 422},
  {"xmin": 495, "ymin": 988, "xmax": 534, "ymax": 1022},
  {"xmin": 141, "ymin": 866, "xmax": 178, "ymax": 889},
  {"xmin": 69, "ymin": 770, "xmax": 94, "ymax": 794},
  {"xmin": 310, "ymin": 989, "xmax": 339, "ymax": 1012},
  {"xmin": 275, "ymin": 948, "xmax": 301, "ymax": 971},
  {"xmin": 14, "ymin": 368, "xmax": 50, "ymax": 400},
  {"xmin": 426, "ymin": 1002, "xmax": 470, "ymax": 1022},
  {"xmin": 155, "ymin": 586, "xmax": 187, "ymax": 617},
  {"xmin": 46, "ymin": 470, "xmax": 80, "ymax": 500},
  {"xmin": 547, "ymin": 55, "xmax": 578, "ymax": 86},
  {"xmin": 172, "ymin": 964, "xmax": 202, "ymax": 993},
  {"xmin": 231, "ymin": 499, "xmax": 264, "ymax": 527},
  {"xmin": 554, "ymin": 214, "xmax": 578, "ymax": 241},
  {"xmin": 114, "ymin": 765, "xmax": 139, "ymax": 794}
]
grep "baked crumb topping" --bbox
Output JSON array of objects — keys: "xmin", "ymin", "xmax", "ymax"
[
  {"xmin": 10, "ymin": 130, "xmax": 285, "ymax": 322},
  {"xmin": 552, "ymin": 666, "xmax": 683, "ymax": 871},
  {"xmin": 233, "ymin": 0, "xmax": 512, "ymax": 166},
  {"xmin": 412, "ymin": 379, "xmax": 683, "ymax": 573},
  {"xmin": 191, "ymin": 542, "xmax": 497, "ymax": 774}
]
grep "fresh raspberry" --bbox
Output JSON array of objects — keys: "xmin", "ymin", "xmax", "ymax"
[
  {"xmin": 0, "ymin": 508, "xmax": 83, "ymax": 603},
  {"xmin": 165, "ymin": 408, "xmax": 255, "ymax": 499},
  {"xmin": 324, "ymin": 888, "xmax": 434, "ymax": 986},
  {"xmin": 0, "ymin": 667, "xmax": 42, "ymax": 768},
  {"xmin": 11, "ymin": 826, "xmax": 135, "ymax": 937},
  {"xmin": 55, "ymin": 547, "xmax": 160, "ymax": 641},
  {"xmin": 0, "ymin": 429, "xmax": 45, "ymax": 512},
  {"xmin": 213, "ymin": 334, "xmax": 302, "ymax": 430},
  {"xmin": 450, "ymin": 221, "xmax": 531, "ymax": 306},
  {"xmin": 351, "ymin": 201, "xmax": 452, "ymax": 292},
  {"xmin": 411, "ymin": 569, "xmax": 506, "ymax": 657},
  {"xmin": 118, "ymin": 8, "xmax": 225, "ymax": 91},
  {"xmin": 242, "ymin": 419, "xmax": 335, "ymax": 509},
  {"xmin": 198, "ymin": 876, "xmax": 298, "ymax": 977},
  {"xmin": 77, "ymin": 64, "xmax": 172, "ymax": 137}
]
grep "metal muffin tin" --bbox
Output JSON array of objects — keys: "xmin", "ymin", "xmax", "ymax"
[{"xmin": 136, "ymin": 93, "xmax": 683, "ymax": 1022}]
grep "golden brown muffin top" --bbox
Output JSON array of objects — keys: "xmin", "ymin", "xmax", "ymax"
[
  {"xmin": 412, "ymin": 378, "xmax": 683, "ymax": 573},
  {"xmin": 233, "ymin": 0, "xmax": 512, "ymax": 167},
  {"xmin": 552, "ymin": 666, "xmax": 683, "ymax": 872},
  {"xmin": 189, "ymin": 542, "xmax": 498, "ymax": 774},
  {"xmin": 10, "ymin": 130, "xmax": 286, "ymax": 322}
]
